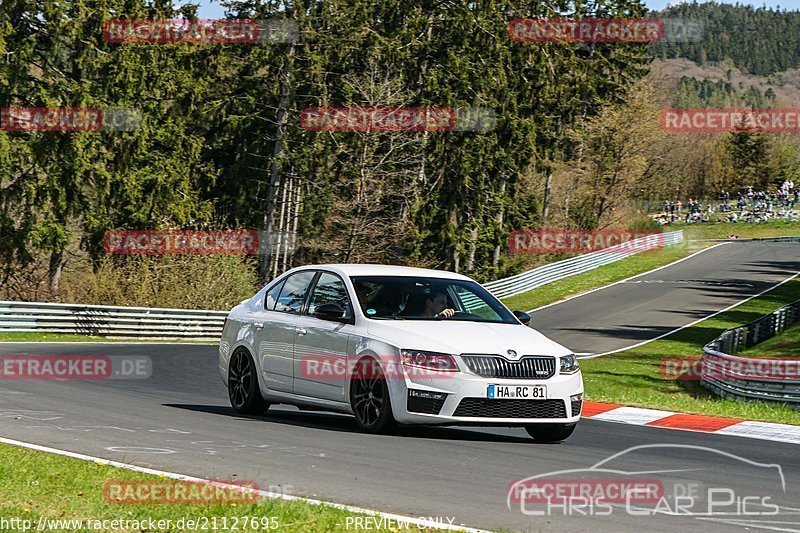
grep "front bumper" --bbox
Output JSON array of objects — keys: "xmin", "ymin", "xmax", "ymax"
[{"xmin": 388, "ymin": 366, "xmax": 583, "ymax": 425}]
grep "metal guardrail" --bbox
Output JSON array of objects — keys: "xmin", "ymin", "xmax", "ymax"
[
  {"xmin": 484, "ymin": 230, "xmax": 684, "ymax": 299},
  {"xmin": 693, "ymin": 234, "xmax": 800, "ymax": 243},
  {"xmin": 0, "ymin": 301, "xmax": 227, "ymax": 340},
  {"xmin": 0, "ymin": 230, "xmax": 684, "ymax": 340},
  {"xmin": 702, "ymin": 299, "xmax": 800, "ymax": 405}
]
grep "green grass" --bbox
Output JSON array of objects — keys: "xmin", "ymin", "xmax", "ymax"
[
  {"xmin": 0, "ymin": 442, "xmax": 435, "ymax": 532},
  {"xmin": 738, "ymin": 321, "xmax": 800, "ymax": 359},
  {"xmin": 680, "ymin": 219, "xmax": 800, "ymax": 241},
  {"xmin": 580, "ymin": 277, "xmax": 800, "ymax": 425},
  {"xmin": 0, "ymin": 332, "xmax": 215, "ymax": 343}
]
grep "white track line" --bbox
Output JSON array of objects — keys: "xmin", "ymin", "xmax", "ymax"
[
  {"xmin": 526, "ymin": 242, "xmax": 729, "ymax": 314},
  {"xmin": 0, "ymin": 436, "xmax": 489, "ymax": 532},
  {"xmin": 582, "ymin": 271, "xmax": 800, "ymax": 359}
]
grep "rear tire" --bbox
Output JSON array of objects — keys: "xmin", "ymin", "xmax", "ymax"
[
  {"xmin": 228, "ymin": 348, "xmax": 269, "ymax": 414},
  {"xmin": 524, "ymin": 423, "xmax": 576, "ymax": 443},
  {"xmin": 350, "ymin": 358, "xmax": 396, "ymax": 434}
]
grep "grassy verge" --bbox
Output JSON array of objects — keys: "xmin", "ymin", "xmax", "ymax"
[
  {"xmin": 580, "ymin": 277, "xmax": 800, "ymax": 425},
  {"xmin": 0, "ymin": 442, "xmax": 429, "ymax": 532},
  {"xmin": 0, "ymin": 332, "xmax": 215, "ymax": 343},
  {"xmin": 738, "ymin": 322, "xmax": 800, "ymax": 359},
  {"xmin": 679, "ymin": 219, "xmax": 800, "ymax": 240}
]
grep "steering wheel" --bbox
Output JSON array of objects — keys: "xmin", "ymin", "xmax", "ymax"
[{"xmin": 446, "ymin": 311, "xmax": 475, "ymax": 319}]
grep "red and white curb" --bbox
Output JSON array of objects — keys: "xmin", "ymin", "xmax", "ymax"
[{"xmin": 583, "ymin": 401, "xmax": 800, "ymax": 445}]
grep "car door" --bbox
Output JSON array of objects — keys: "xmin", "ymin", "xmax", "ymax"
[
  {"xmin": 254, "ymin": 270, "xmax": 316, "ymax": 393},
  {"xmin": 293, "ymin": 271, "xmax": 355, "ymax": 402}
]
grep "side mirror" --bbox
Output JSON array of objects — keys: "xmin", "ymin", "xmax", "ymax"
[
  {"xmin": 513, "ymin": 310, "xmax": 531, "ymax": 326},
  {"xmin": 313, "ymin": 303, "xmax": 347, "ymax": 322}
]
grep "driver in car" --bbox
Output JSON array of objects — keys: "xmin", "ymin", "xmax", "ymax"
[{"xmin": 423, "ymin": 291, "xmax": 455, "ymax": 318}]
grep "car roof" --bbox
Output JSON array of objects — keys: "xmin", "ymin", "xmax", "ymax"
[{"xmin": 288, "ymin": 263, "xmax": 473, "ymax": 281}]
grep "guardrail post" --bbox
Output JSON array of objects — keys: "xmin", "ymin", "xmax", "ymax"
[{"xmin": 776, "ymin": 308, "xmax": 786, "ymax": 335}]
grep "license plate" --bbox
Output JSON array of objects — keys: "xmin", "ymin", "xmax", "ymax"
[{"xmin": 487, "ymin": 385, "xmax": 546, "ymax": 399}]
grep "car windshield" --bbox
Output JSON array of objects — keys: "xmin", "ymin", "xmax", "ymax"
[{"xmin": 349, "ymin": 275, "xmax": 518, "ymax": 324}]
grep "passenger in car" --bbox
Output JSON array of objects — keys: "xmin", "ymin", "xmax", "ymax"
[{"xmin": 354, "ymin": 282, "xmax": 392, "ymax": 316}]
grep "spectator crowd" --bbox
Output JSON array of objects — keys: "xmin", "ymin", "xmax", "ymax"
[{"xmin": 655, "ymin": 181, "xmax": 799, "ymax": 225}]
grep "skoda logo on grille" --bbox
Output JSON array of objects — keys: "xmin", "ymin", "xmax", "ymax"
[{"xmin": 506, "ymin": 349, "xmax": 518, "ymax": 359}]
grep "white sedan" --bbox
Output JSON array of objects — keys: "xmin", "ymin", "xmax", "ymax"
[{"xmin": 218, "ymin": 264, "xmax": 583, "ymax": 442}]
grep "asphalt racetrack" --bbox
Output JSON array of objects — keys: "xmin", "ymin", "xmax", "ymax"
[
  {"xmin": 530, "ymin": 241, "xmax": 800, "ymax": 355},
  {"xmin": 1, "ymin": 240, "xmax": 799, "ymax": 532}
]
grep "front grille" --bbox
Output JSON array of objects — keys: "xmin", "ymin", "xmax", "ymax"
[
  {"xmin": 461, "ymin": 355, "xmax": 556, "ymax": 379},
  {"xmin": 571, "ymin": 399, "xmax": 583, "ymax": 417},
  {"xmin": 453, "ymin": 398, "xmax": 567, "ymax": 418}
]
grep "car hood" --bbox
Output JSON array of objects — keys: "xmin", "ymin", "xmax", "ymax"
[{"xmin": 365, "ymin": 320, "xmax": 573, "ymax": 357}]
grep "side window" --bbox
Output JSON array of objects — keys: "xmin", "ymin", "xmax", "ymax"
[
  {"xmin": 274, "ymin": 271, "xmax": 316, "ymax": 314},
  {"xmin": 308, "ymin": 273, "xmax": 351, "ymax": 315},
  {"xmin": 264, "ymin": 279, "xmax": 286, "ymax": 311}
]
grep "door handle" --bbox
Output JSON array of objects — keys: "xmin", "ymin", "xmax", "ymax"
[
  {"xmin": 296, "ymin": 327, "xmax": 307, "ymax": 335},
  {"xmin": 254, "ymin": 322, "xmax": 264, "ymax": 330}
]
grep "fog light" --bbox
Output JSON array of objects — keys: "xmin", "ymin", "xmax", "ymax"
[
  {"xmin": 407, "ymin": 389, "xmax": 448, "ymax": 415},
  {"xmin": 408, "ymin": 389, "xmax": 447, "ymax": 400},
  {"xmin": 570, "ymin": 393, "xmax": 583, "ymax": 417}
]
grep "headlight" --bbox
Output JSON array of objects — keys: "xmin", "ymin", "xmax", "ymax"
[
  {"xmin": 400, "ymin": 350, "xmax": 458, "ymax": 372},
  {"xmin": 560, "ymin": 353, "xmax": 580, "ymax": 374}
]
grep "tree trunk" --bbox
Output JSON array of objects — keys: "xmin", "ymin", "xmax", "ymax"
[
  {"xmin": 493, "ymin": 179, "xmax": 506, "ymax": 268},
  {"xmin": 466, "ymin": 227, "xmax": 477, "ymax": 271},
  {"xmin": 260, "ymin": 39, "xmax": 296, "ymax": 283},
  {"xmin": 542, "ymin": 171, "xmax": 553, "ymax": 224},
  {"xmin": 48, "ymin": 251, "xmax": 65, "ymax": 299}
]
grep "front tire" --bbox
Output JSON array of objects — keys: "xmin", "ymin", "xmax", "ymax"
[
  {"xmin": 350, "ymin": 358, "xmax": 396, "ymax": 433},
  {"xmin": 228, "ymin": 348, "xmax": 269, "ymax": 414},
  {"xmin": 525, "ymin": 423, "xmax": 576, "ymax": 443}
]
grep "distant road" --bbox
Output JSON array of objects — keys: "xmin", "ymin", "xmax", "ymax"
[{"xmin": 529, "ymin": 241, "xmax": 800, "ymax": 355}]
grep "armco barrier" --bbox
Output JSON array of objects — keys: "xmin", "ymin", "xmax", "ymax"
[
  {"xmin": 0, "ymin": 301, "xmax": 227, "ymax": 340},
  {"xmin": 702, "ymin": 299, "xmax": 800, "ymax": 405},
  {"xmin": 483, "ymin": 230, "xmax": 684, "ymax": 299},
  {"xmin": 0, "ymin": 230, "xmax": 683, "ymax": 340}
]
